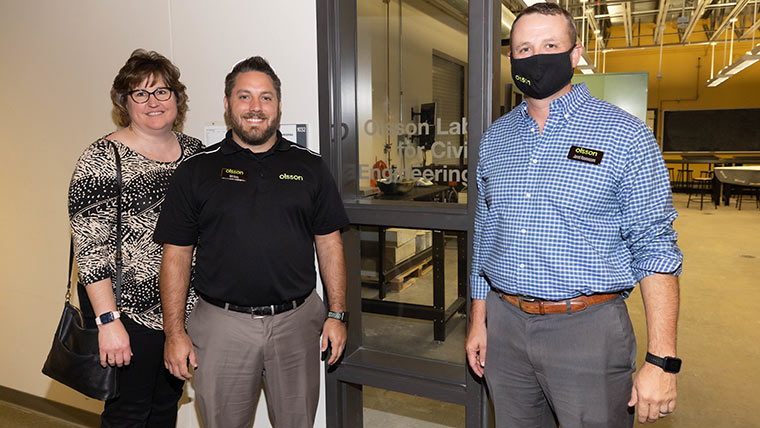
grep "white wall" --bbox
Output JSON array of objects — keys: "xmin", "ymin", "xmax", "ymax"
[{"xmin": 0, "ymin": 1, "xmax": 324, "ymax": 426}]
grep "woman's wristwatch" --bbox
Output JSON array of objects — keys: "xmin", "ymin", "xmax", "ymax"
[{"xmin": 95, "ymin": 311, "xmax": 121, "ymax": 326}]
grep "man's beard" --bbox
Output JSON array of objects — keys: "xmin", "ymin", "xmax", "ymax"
[{"xmin": 227, "ymin": 108, "xmax": 281, "ymax": 147}]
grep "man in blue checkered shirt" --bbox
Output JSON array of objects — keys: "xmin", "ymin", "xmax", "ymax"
[{"xmin": 465, "ymin": 3, "xmax": 683, "ymax": 427}]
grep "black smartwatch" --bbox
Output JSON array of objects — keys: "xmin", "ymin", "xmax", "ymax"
[
  {"xmin": 327, "ymin": 311, "xmax": 346, "ymax": 322},
  {"xmin": 645, "ymin": 352, "xmax": 682, "ymax": 374}
]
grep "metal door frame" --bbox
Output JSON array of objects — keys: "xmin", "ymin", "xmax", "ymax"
[{"xmin": 316, "ymin": 1, "xmax": 501, "ymax": 426}]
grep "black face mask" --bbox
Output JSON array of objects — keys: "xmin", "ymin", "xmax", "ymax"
[{"xmin": 510, "ymin": 47, "xmax": 575, "ymax": 100}]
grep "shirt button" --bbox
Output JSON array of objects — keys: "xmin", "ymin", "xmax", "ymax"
[
  {"xmin": 530, "ymin": 128, "xmax": 535, "ymax": 133},
  {"xmin": 564, "ymin": 113, "xmax": 569, "ymax": 119},
  {"xmin": 519, "ymin": 263, "xmax": 525, "ymax": 268},
  {"xmin": 525, "ymin": 193, "xmax": 531, "ymax": 198},
  {"xmin": 521, "ymin": 229, "xmax": 526, "ymax": 233},
  {"xmin": 532, "ymin": 159, "xmax": 538, "ymax": 164}
]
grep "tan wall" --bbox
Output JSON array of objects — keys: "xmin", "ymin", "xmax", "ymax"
[{"xmin": 0, "ymin": 1, "xmax": 322, "ymax": 426}]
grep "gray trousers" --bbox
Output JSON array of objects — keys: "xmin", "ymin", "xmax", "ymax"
[
  {"xmin": 187, "ymin": 289, "xmax": 326, "ymax": 428},
  {"xmin": 484, "ymin": 291, "xmax": 636, "ymax": 428}
]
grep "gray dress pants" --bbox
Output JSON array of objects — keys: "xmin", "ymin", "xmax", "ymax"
[
  {"xmin": 484, "ymin": 290, "xmax": 636, "ymax": 428},
  {"xmin": 187, "ymin": 289, "xmax": 326, "ymax": 428}
]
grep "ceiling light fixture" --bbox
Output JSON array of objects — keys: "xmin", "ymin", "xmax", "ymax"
[
  {"xmin": 577, "ymin": 52, "xmax": 597, "ymax": 74},
  {"xmin": 706, "ymin": 44, "xmax": 760, "ymax": 87}
]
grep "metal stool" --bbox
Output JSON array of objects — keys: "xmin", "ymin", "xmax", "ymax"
[
  {"xmin": 687, "ymin": 171, "xmax": 714, "ymax": 210},
  {"xmin": 675, "ymin": 169, "xmax": 693, "ymax": 192},
  {"xmin": 735, "ymin": 186, "xmax": 760, "ymax": 211}
]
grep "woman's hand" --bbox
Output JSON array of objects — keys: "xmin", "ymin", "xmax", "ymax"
[{"xmin": 97, "ymin": 320, "xmax": 132, "ymax": 367}]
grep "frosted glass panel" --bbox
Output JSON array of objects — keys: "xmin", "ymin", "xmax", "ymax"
[{"xmin": 572, "ymin": 71, "xmax": 649, "ymax": 121}]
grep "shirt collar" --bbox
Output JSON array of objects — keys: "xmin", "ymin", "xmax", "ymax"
[
  {"xmin": 221, "ymin": 130, "xmax": 289, "ymax": 155},
  {"xmin": 517, "ymin": 83, "xmax": 591, "ymax": 121},
  {"xmin": 550, "ymin": 83, "xmax": 590, "ymax": 119}
]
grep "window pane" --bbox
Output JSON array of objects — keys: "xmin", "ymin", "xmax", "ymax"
[
  {"xmin": 355, "ymin": 0, "xmax": 469, "ymax": 205},
  {"xmin": 359, "ymin": 226, "xmax": 467, "ymax": 365}
]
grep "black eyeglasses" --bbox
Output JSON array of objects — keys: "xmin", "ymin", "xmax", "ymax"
[{"xmin": 128, "ymin": 87, "xmax": 173, "ymax": 104}]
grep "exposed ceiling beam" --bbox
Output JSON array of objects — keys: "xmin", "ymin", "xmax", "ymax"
[
  {"xmin": 622, "ymin": 2, "xmax": 634, "ymax": 46},
  {"xmin": 591, "ymin": 2, "xmax": 747, "ymax": 20},
  {"xmin": 740, "ymin": 11, "xmax": 760, "ymax": 38},
  {"xmin": 708, "ymin": 0, "xmax": 751, "ymax": 42},
  {"xmin": 585, "ymin": 7, "xmax": 606, "ymax": 49},
  {"xmin": 654, "ymin": 0, "xmax": 672, "ymax": 44},
  {"xmin": 682, "ymin": 0, "xmax": 714, "ymax": 43}
]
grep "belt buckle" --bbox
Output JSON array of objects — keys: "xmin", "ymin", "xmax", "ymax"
[
  {"xmin": 516, "ymin": 294, "xmax": 536, "ymax": 312},
  {"xmin": 251, "ymin": 306, "xmax": 265, "ymax": 319}
]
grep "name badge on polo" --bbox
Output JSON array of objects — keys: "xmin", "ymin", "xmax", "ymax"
[
  {"xmin": 220, "ymin": 168, "xmax": 248, "ymax": 182},
  {"xmin": 567, "ymin": 146, "xmax": 604, "ymax": 165}
]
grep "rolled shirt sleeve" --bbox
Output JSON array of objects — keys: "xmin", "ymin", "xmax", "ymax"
[{"xmin": 617, "ymin": 124, "xmax": 683, "ymax": 282}]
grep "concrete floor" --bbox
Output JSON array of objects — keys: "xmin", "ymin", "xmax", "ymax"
[
  {"xmin": 0, "ymin": 400, "xmax": 87, "ymax": 428},
  {"xmin": 362, "ymin": 192, "xmax": 760, "ymax": 427}
]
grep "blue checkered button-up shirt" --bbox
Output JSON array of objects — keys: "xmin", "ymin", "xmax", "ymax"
[{"xmin": 471, "ymin": 84, "xmax": 683, "ymax": 301}]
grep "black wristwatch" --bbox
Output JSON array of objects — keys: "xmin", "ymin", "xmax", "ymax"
[
  {"xmin": 645, "ymin": 352, "xmax": 682, "ymax": 374},
  {"xmin": 327, "ymin": 311, "xmax": 346, "ymax": 323}
]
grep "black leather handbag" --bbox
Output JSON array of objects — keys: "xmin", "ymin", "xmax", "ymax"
[{"xmin": 42, "ymin": 142, "xmax": 124, "ymax": 401}]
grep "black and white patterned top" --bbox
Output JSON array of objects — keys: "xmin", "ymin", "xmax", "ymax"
[{"xmin": 69, "ymin": 132, "xmax": 203, "ymax": 330}]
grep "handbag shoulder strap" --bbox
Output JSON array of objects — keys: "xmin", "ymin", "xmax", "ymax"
[
  {"xmin": 110, "ymin": 141, "xmax": 123, "ymax": 309},
  {"xmin": 66, "ymin": 239, "xmax": 74, "ymax": 303}
]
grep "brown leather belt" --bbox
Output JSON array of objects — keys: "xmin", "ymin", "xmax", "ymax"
[{"xmin": 499, "ymin": 292, "xmax": 619, "ymax": 315}]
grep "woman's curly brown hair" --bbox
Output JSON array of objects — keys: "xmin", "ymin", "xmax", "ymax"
[{"xmin": 110, "ymin": 49, "xmax": 188, "ymax": 130}]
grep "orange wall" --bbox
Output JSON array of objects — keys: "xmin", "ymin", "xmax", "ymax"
[
  {"xmin": 596, "ymin": 24, "xmax": 760, "ymax": 155},
  {"xmin": 590, "ymin": 24, "xmax": 760, "ymax": 168}
]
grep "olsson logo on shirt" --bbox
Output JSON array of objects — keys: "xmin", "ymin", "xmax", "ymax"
[
  {"xmin": 220, "ymin": 168, "xmax": 248, "ymax": 182},
  {"xmin": 279, "ymin": 173, "xmax": 304, "ymax": 181},
  {"xmin": 514, "ymin": 75, "xmax": 531, "ymax": 86},
  {"xmin": 567, "ymin": 146, "xmax": 604, "ymax": 165}
]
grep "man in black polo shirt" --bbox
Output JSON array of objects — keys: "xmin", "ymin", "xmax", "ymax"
[{"xmin": 154, "ymin": 56, "xmax": 349, "ymax": 428}]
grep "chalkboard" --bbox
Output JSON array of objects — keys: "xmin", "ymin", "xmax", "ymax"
[{"xmin": 663, "ymin": 108, "xmax": 760, "ymax": 152}]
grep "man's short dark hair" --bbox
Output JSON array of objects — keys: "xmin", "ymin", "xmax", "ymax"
[
  {"xmin": 511, "ymin": 2, "xmax": 577, "ymax": 52},
  {"xmin": 224, "ymin": 56, "xmax": 282, "ymax": 101}
]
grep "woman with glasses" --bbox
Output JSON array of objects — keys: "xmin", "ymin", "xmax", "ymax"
[{"xmin": 68, "ymin": 49, "xmax": 202, "ymax": 427}]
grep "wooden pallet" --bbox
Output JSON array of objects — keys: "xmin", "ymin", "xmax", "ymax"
[{"xmin": 388, "ymin": 257, "xmax": 433, "ymax": 292}]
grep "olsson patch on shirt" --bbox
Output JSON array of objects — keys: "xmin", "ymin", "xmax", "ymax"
[
  {"xmin": 220, "ymin": 168, "xmax": 248, "ymax": 182},
  {"xmin": 279, "ymin": 173, "xmax": 304, "ymax": 181},
  {"xmin": 567, "ymin": 145, "xmax": 604, "ymax": 165}
]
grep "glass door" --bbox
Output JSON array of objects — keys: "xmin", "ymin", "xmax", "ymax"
[{"xmin": 317, "ymin": 1, "xmax": 501, "ymax": 426}]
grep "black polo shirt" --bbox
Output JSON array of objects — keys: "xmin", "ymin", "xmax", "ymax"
[{"xmin": 154, "ymin": 131, "xmax": 349, "ymax": 306}]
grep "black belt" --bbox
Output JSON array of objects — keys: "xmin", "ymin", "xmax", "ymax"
[{"xmin": 200, "ymin": 293, "xmax": 308, "ymax": 316}]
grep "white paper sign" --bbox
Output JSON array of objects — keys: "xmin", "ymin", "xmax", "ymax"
[
  {"xmin": 279, "ymin": 123, "xmax": 307, "ymax": 146},
  {"xmin": 203, "ymin": 126, "xmax": 227, "ymax": 147}
]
